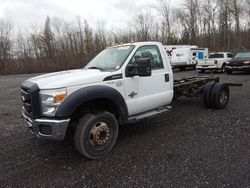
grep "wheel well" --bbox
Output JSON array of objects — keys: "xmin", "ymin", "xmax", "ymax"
[{"xmin": 70, "ymin": 98, "xmax": 120, "ymax": 123}]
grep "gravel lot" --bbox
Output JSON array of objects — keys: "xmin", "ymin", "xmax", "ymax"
[{"xmin": 0, "ymin": 70, "xmax": 250, "ymax": 187}]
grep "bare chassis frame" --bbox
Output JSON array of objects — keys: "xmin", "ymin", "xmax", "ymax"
[{"xmin": 173, "ymin": 76, "xmax": 242, "ymax": 98}]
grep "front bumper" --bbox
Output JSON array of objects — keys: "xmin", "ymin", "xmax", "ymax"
[
  {"xmin": 172, "ymin": 63, "xmax": 196, "ymax": 68},
  {"xmin": 196, "ymin": 65, "xmax": 220, "ymax": 70},
  {"xmin": 226, "ymin": 65, "xmax": 250, "ymax": 71},
  {"xmin": 22, "ymin": 108, "xmax": 70, "ymax": 141}
]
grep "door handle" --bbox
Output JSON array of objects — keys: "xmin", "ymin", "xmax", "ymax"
[{"xmin": 165, "ymin": 74, "xmax": 169, "ymax": 82}]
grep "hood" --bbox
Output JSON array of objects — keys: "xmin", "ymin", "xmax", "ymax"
[
  {"xmin": 230, "ymin": 57, "xmax": 250, "ymax": 63},
  {"xmin": 229, "ymin": 58, "xmax": 246, "ymax": 66},
  {"xmin": 28, "ymin": 69, "xmax": 112, "ymax": 89}
]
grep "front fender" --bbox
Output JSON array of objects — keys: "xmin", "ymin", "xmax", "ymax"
[{"xmin": 55, "ymin": 85, "xmax": 128, "ymax": 124}]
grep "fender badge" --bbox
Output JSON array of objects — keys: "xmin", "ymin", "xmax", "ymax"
[{"xmin": 116, "ymin": 81, "xmax": 123, "ymax": 87}]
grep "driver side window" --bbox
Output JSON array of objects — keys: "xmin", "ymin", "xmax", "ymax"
[{"xmin": 129, "ymin": 45, "xmax": 164, "ymax": 70}]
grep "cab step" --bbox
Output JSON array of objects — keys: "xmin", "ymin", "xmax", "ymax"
[{"xmin": 127, "ymin": 106, "xmax": 172, "ymax": 124}]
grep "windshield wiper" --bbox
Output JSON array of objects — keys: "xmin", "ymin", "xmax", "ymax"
[{"xmin": 87, "ymin": 66, "xmax": 103, "ymax": 70}]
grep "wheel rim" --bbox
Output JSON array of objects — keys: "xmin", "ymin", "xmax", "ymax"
[
  {"xmin": 89, "ymin": 121, "xmax": 111, "ymax": 146},
  {"xmin": 219, "ymin": 89, "xmax": 228, "ymax": 105}
]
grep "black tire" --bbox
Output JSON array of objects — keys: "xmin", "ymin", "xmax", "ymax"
[
  {"xmin": 210, "ymin": 83, "xmax": 230, "ymax": 109},
  {"xmin": 226, "ymin": 69, "xmax": 233, "ymax": 74},
  {"xmin": 221, "ymin": 64, "xmax": 226, "ymax": 73},
  {"xmin": 74, "ymin": 112, "xmax": 119, "ymax": 159},
  {"xmin": 202, "ymin": 81, "xmax": 216, "ymax": 108}
]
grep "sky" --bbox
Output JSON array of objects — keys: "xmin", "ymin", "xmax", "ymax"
[{"xmin": 0, "ymin": 0, "xmax": 180, "ymax": 30}]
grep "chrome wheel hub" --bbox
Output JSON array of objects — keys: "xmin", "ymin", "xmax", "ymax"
[{"xmin": 90, "ymin": 122, "xmax": 111, "ymax": 146}]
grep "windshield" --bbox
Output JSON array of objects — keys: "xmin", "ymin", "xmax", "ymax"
[
  {"xmin": 85, "ymin": 45, "xmax": 135, "ymax": 71},
  {"xmin": 234, "ymin": 52, "xmax": 250, "ymax": 59},
  {"xmin": 209, "ymin": 53, "xmax": 224, "ymax": 58}
]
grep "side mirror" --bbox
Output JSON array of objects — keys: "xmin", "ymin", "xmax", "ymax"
[{"xmin": 126, "ymin": 58, "xmax": 152, "ymax": 77}]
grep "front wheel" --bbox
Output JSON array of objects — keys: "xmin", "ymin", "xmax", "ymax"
[
  {"xmin": 74, "ymin": 112, "xmax": 119, "ymax": 159},
  {"xmin": 226, "ymin": 69, "xmax": 233, "ymax": 74}
]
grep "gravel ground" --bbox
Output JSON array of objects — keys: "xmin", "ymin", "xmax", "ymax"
[{"xmin": 0, "ymin": 70, "xmax": 250, "ymax": 187}]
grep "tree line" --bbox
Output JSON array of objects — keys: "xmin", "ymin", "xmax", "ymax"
[{"xmin": 1, "ymin": 0, "xmax": 250, "ymax": 75}]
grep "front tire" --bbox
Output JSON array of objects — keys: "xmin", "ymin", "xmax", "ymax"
[
  {"xmin": 226, "ymin": 69, "xmax": 233, "ymax": 74},
  {"xmin": 74, "ymin": 112, "xmax": 119, "ymax": 159}
]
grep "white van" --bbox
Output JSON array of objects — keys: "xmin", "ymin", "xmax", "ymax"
[{"xmin": 171, "ymin": 48, "xmax": 208, "ymax": 70}]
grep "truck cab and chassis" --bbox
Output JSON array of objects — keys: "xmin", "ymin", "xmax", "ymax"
[{"xmin": 21, "ymin": 42, "xmax": 241, "ymax": 159}]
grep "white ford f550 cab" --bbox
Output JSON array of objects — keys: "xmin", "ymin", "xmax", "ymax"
[{"xmin": 21, "ymin": 42, "xmax": 241, "ymax": 159}]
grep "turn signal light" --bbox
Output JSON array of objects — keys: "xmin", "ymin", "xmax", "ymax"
[{"xmin": 54, "ymin": 93, "xmax": 67, "ymax": 103}]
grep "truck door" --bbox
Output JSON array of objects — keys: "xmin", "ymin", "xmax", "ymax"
[{"xmin": 123, "ymin": 45, "xmax": 172, "ymax": 116}]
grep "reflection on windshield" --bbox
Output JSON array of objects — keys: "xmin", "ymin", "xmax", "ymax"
[
  {"xmin": 85, "ymin": 45, "xmax": 135, "ymax": 71},
  {"xmin": 235, "ymin": 52, "xmax": 250, "ymax": 59}
]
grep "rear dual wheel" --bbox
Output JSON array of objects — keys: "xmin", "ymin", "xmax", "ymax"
[
  {"xmin": 202, "ymin": 82, "xmax": 230, "ymax": 109},
  {"xmin": 202, "ymin": 82, "xmax": 215, "ymax": 108}
]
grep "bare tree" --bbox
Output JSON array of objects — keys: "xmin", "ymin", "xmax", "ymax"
[
  {"xmin": 183, "ymin": 0, "xmax": 200, "ymax": 44},
  {"xmin": 155, "ymin": 0, "xmax": 172, "ymax": 41},
  {"xmin": 228, "ymin": 0, "xmax": 245, "ymax": 49},
  {"xmin": 218, "ymin": 0, "xmax": 232, "ymax": 49},
  {"xmin": 3, "ymin": 1, "xmax": 250, "ymax": 75},
  {"xmin": 40, "ymin": 16, "xmax": 55, "ymax": 60},
  {"xmin": 199, "ymin": 0, "xmax": 217, "ymax": 48},
  {"xmin": 133, "ymin": 9, "xmax": 154, "ymax": 41},
  {"xmin": 0, "ymin": 19, "xmax": 13, "ymax": 73}
]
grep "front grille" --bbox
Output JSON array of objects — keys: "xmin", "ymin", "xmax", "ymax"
[
  {"xmin": 229, "ymin": 61, "xmax": 244, "ymax": 67},
  {"xmin": 21, "ymin": 81, "xmax": 41, "ymax": 118},
  {"xmin": 39, "ymin": 124, "xmax": 52, "ymax": 135}
]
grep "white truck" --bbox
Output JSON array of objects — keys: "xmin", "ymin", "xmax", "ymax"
[
  {"xmin": 21, "ymin": 42, "xmax": 241, "ymax": 159},
  {"xmin": 171, "ymin": 47, "xmax": 208, "ymax": 70},
  {"xmin": 196, "ymin": 52, "xmax": 234, "ymax": 73}
]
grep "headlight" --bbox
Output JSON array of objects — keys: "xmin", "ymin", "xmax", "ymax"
[{"xmin": 40, "ymin": 88, "xmax": 67, "ymax": 117}]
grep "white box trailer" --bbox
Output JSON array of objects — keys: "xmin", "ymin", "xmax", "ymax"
[
  {"xmin": 164, "ymin": 45, "xmax": 198, "ymax": 57},
  {"xmin": 170, "ymin": 47, "xmax": 208, "ymax": 70}
]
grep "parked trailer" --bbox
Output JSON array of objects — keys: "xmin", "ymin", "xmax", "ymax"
[
  {"xmin": 164, "ymin": 45, "xmax": 198, "ymax": 57},
  {"xmin": 171, "ymin": 48, "xmax": 209, "ymax": 70}
]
